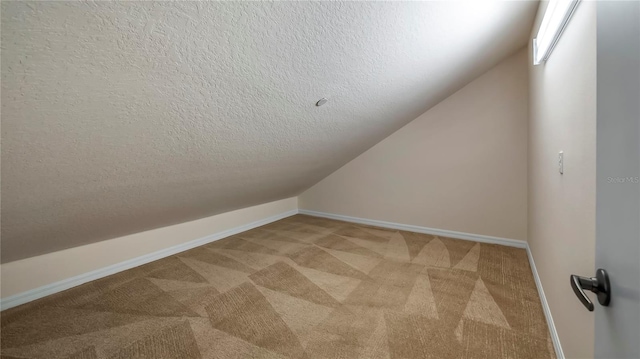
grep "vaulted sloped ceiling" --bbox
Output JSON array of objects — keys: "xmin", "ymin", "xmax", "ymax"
[{"xmin": 1, "ymin": 1, "xmax": 537, "ymax": 262}]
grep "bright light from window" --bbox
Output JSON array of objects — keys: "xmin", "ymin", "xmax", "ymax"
[{"xmin": 533, "ymin": 0, "xmax": 581, "ymax": 65}]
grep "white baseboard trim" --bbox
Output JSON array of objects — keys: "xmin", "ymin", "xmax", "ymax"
[
  {"xmin": 299, "ymin": 209, "xmax": 527, "ymax": 248},
  {"xmin": 526, "ymin": 245, "xmax": 564, "ymax": 359},
  {"xmin": 0, "ymin": 209, "xmax": 298, "ymax": 311}
]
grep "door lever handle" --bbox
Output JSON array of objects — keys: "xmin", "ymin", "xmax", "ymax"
[{"xmin": 570, "ymin": 268, "xmax": 611, "ymax": 311}]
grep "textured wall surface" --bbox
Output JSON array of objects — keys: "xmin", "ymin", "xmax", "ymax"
[
  {"xmin": 528, "ymin": 2, "xmax": 596, "ymax": 358},
  {"xmin": 300, "ymin": 49, "xmax": 529, "ymax": 240},
  {"xmin": 1, "ymin": 1, "xmax": 536, "ymax": 262}
]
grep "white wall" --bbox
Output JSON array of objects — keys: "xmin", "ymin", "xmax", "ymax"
[
  {"xmin": 528, "ymin": 2, "xmax": 596, "ymax": 358},
  {"xmin": 0, "ymin": 197, "xmax": 297, "ymax": 302},
  {"xmin": 300, "ymin": 49, "xmax": 529, "ymax": 241}
]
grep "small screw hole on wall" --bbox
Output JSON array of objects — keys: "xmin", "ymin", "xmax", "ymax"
[{"xmin": 316, "ymin": 98, "xmax": 328, "ymax": 107}]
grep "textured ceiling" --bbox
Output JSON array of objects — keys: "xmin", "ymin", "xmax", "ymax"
[{"xmin": 1, "ymin": 1, "xmax": 537, "ymax": 262}]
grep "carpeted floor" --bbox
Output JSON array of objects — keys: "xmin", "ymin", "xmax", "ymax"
[{"xmin": 1, "ymin": 214, "xmax": 555, "ymax": 359}]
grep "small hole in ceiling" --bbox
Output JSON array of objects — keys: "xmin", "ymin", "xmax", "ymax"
[{"xmin": 316, "ymin": 98, "xmax": 328, "ymax": 107}]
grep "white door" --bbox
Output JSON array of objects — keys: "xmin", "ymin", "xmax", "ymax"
[{"xmin": 592, "ymin": 1, "xmax": 639, "ymax": 357}]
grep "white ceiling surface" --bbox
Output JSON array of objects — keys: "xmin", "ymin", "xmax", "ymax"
[{"xmin": 1, "ymin": 1, "xmax": 537, "ymax": 262}]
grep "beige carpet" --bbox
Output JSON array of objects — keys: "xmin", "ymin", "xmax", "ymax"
[{"xmin": 1, "ymin": 215, "xmax": 555, "ymax": 359}]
